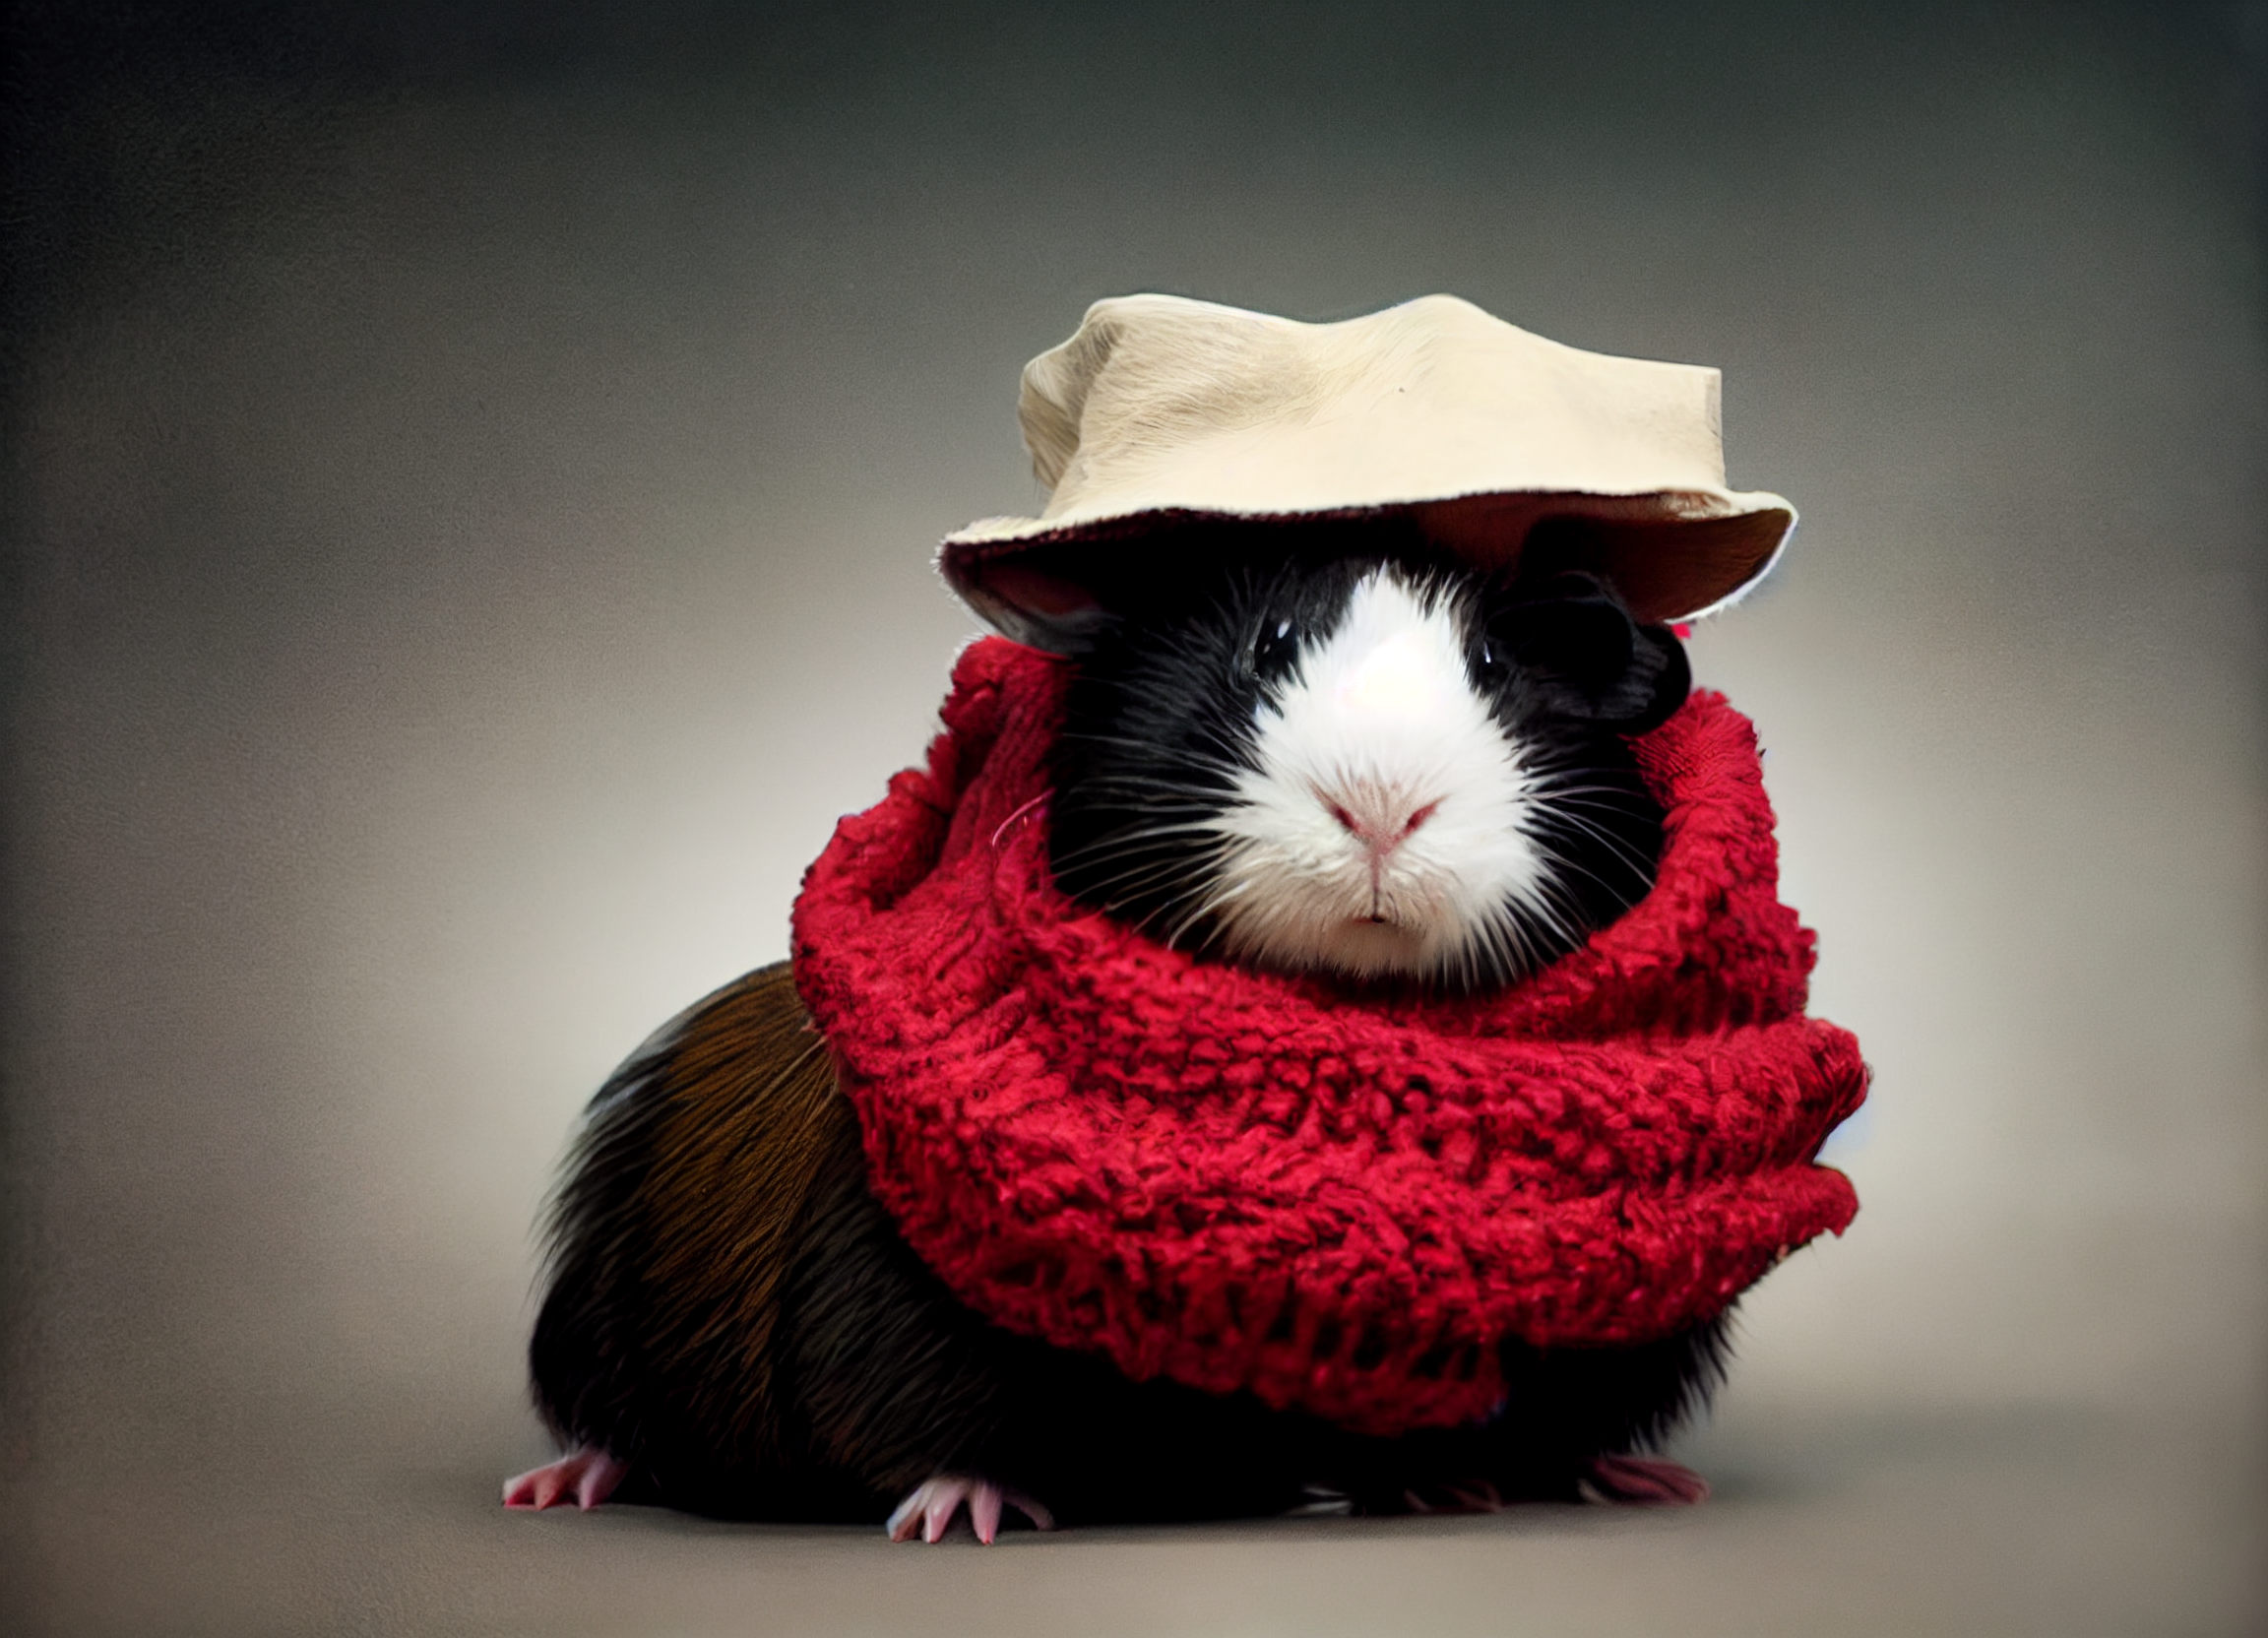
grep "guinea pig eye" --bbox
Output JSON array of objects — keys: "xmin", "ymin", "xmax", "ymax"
[
  {"xmin": 1473, "ymin": 635, "xmax": 1510, "ymax": 689},
  {"xmin": 1250, "ymin": 616, "xmax": 1300, "ymax": 682}
]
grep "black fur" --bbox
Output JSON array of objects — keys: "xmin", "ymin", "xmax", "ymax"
[{"xmin": 1050, "ymin": 541, "xmax": 1688, "ymax": 991}]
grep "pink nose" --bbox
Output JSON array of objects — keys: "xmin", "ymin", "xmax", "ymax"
[{"xmin": 1327, "ymin": 797, "xmax": 1440, "ymax": 855}]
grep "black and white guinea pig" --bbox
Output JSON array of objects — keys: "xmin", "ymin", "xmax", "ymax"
[
  {"xmin": 1045, "ymin": 519, "xmax": 1687, "ymax": 991},
  {"xmin": 507, "ymin": 521, "xmax": 1722, "ymax": 1541}
]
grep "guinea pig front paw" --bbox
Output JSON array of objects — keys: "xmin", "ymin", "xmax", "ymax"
[
  {"xmin": 1400, "ymin": 1478, "xmax": 1510, "ymax": 1513},
  {"xmin": 502, "ymin": 1445, "xmax": 629, "ymax": 1511},
  {"xmin": 1575, "ymin": 1453, "xmax": 1709, "ymax": 1506},
  {"xmin": 885, "ymin": 1475, "xmax": 1056, "ymax": 1544}
]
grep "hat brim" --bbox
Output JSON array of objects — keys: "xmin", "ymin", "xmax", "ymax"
[{"xmin": 941, "ymin": 488, "xmax": 1794, "ymax": 649}]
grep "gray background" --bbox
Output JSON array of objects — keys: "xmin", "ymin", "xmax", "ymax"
[{"xmin": 4, "ymin": 3, "xmax": 2262, "ymax": 1633}]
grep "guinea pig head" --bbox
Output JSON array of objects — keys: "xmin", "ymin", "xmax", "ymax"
[{"xmin": 1046, "ymin": 548, "xmax": 1686, "ymax": 992}]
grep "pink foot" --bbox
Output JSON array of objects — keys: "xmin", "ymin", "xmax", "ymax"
[
  {"xmin": 885, "ymin": 1475, "xmax": 1056, "ymax": 1544},
  {"xmin": 1577, "ymin": 1453, "xmax": 1710, "ymax": 1507},
  {"xmin": 503, "ymin": 1445, "xmax": 629, "ymax": 1511}
]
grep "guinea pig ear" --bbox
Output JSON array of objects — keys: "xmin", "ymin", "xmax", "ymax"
[
  {"xmin": 1610, "ymin": 625, "xmax": 1692, "ymax": 735},
  {"xmin": 1501, "ymin": 572, "xmax": 1690, "ymax": 734},
  {"xmin": 953, "ymin": 557, "xmax": 1111, "ymax": 654}
]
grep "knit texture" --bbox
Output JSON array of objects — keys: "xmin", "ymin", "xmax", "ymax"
[{"xmin": 791, "ymin": 638, "xmax": 1864, "ymax": 1436}]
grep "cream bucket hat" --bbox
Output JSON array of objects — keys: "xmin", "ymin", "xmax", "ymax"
[{"xmin": 942, "ymin": 293, "xmax": 1795, "ymax": 648}]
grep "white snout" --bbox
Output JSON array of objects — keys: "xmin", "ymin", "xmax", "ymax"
[{"xmin": 1207, "ymin": 568, "xmax": 1557, "ymax": 984}]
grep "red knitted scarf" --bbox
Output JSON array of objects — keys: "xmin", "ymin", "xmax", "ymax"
[{"xmin": 791, "ymin": 638, "xmax": 1863, "ymax": 1436}]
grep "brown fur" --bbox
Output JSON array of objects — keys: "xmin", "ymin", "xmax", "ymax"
[
  {"xmin": 531, "ymin": 961, "xmax": 1731, "ymax": 1524},
  {"xmin": 631, "ymin": 966, "xmax": 834, "ymax": 1453},
  {"xmin": 531, "ymin": 963, "xmax": 845, "ymax": 1500}
]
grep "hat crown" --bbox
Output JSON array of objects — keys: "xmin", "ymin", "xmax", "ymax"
[
  {"xmin": 946, "ymin": 292, "xmax": 1795, "ymax": 636},
  {"xmin": 1016, "ymin": 293, "xmax": 1732, "ymax": 520}
]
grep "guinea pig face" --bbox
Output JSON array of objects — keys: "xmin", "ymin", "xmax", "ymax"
[
  {"xmin": 1208, "ymin": 567, "xmax": 1554, "ymax": 985},
  {"xmin": 1049, "ymin": 554, "xmax": 1679, "ymax": 992}
]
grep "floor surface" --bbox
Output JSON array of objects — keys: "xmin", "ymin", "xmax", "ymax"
[{"xmin": 9, "ymin": 1398, "xmax": 2260, "ymax": 1637}]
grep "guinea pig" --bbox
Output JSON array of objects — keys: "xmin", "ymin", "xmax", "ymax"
[{"xmin": 505, "ymin": 521, "xmax": 1725, "ymax": 1541}]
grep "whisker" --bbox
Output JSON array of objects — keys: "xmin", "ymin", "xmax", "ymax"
[
  {"xmin": 1048, "ymin": 820, "xmax": 1234, "ymax": 873},
  {"xmin": 1052, "ymin": 730, "xmax": 1251, "ymax": 782},
  {"xmin": 1527, "ymin": 806, "xmax": 1657, "ymax": 881},
  {"xmin": 1075, "ymin": 854, "xmax": 1222, "ymax": 906}
]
